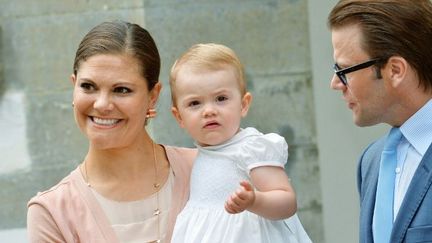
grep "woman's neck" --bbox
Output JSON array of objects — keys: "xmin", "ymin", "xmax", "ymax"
[
  {"xmin": 88, "ymin": 133, "xmax": 152, "ymax": 168},
  {"xmin": 82, "ymin": 135, "xmax": 169, "ymax": 201}
]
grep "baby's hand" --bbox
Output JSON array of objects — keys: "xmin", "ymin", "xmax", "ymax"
[{"xmin": 224, "ymin": 180, "xmax": 255, "ymax": 214}]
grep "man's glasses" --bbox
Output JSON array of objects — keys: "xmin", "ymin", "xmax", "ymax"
[{"xmin": 333, "ymin": 58, "xmax": 383, "ymax": 86}]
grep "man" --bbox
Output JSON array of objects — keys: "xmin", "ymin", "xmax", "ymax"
[{"xmin": 328, "ymin": 0, "xmax": 432, "ymax": 242}]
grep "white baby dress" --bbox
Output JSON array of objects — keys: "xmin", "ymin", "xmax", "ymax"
[{"xmin": 171, "ymin": 127, "xmax": 312, "ymax": 243}]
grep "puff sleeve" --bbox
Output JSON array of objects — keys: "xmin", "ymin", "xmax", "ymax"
[{"xmin": 237, "ymin": 132, "xmax": 288, "ymax": 174}]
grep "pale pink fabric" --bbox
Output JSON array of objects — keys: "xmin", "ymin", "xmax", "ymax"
[{"xmin": 27, "ymin": 146, "xmax": 196, "ymax": 243}]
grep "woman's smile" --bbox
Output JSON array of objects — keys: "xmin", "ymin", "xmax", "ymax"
[{"xmin": 90, "ymin": 116, "xmax": 122, "ymax": 127}]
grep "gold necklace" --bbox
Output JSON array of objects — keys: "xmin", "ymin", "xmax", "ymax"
[
  {"xmin": 82, "ymin": 142, "xmax": 162, "ymax": 243},
  {"xmin": 84, "ymin": 159, "xmax": 91, "ymax": 187},
  {"xmin": 151, "ymin": 141, "xmax": 162, "ymax": 243}
]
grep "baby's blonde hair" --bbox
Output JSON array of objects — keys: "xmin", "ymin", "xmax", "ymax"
[{"xmin": 169, "ymin": 43, "xmax": 246, "ymax": 107}]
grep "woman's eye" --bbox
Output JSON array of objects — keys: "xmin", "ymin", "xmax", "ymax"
[
  {"xmin": 114, "ymin": 87, "xmax": 132, "ymax": 94},
  {"xmin": 216, "ymin": 96, "xmax": 228, "ymax": 102},
  {"xmin": 80, "ymin": 82, "xmax": 95, "ymax": 91}
]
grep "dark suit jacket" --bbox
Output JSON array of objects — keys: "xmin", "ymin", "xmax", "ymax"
[{"xmin": 357, "ymin": 137, "xmax": 432, "ymax": 242}]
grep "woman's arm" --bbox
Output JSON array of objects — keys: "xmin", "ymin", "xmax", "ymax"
[
  {"xmin": 27, "ymin": 203, "xmax": 66, "ymax": 243},
  {"xmin": 225, "ymin": 166, "xmax": 297, "ymax": 220}
]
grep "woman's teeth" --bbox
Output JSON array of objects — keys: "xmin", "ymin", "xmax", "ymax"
[{"xmin": 92, "ymin": 117, "xmax": 120, "ymax": 126}]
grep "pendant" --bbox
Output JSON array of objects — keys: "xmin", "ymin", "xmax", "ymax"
[
  {"xmin": 147, "ymin": 240, "xmax": 160, "ymax": 243},
  {"xmin": 153, "ymin": 183, "xmax": 160, "ymax": 189}
]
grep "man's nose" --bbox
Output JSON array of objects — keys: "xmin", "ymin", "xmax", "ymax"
[{"xmin": 330, "ymin": 74, "xmax": 345, "ymax": 90}]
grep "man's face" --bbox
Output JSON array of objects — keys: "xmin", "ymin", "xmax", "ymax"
[{"xmin": 330, "ymin": 24, "xmax": 393, "ymax": 127}]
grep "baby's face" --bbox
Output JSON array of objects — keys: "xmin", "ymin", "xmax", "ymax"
[{"xmin": 171, "ymin": 66, "xmax": 249, "ymax": 146}]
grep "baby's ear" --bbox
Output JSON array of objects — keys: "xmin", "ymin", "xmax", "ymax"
[
  {"xmin": 241, "ymin": 92, "xmax": 252, "ymax": 117},
  {"xmin": 70, "ymin": 74, "xmax": 76, "ymax": 86},
  {"xmin": 171, "ymin": 107, "xmax": 185, "ymax": 128}
]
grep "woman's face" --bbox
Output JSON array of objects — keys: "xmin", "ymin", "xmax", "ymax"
[{"xmin": 71, "ymin": 54, "xmax": 160, "ymax": 150}]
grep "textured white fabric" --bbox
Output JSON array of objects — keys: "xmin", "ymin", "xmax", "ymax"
[{"xmin": 171, "ymin": 127, "xmax": 311, "ymax": 243}]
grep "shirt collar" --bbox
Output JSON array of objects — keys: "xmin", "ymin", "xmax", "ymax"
[
  {"xmin": 194, "ymin": 127, "xmax": 260, "ymax": 151},
  {"xmin": 400, "ymin": 99, "xmax": 432, "ymax": 156}
]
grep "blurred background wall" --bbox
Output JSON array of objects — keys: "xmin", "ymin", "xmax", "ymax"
[{"xmin": 0, "ymin": 1, "xmax": 388, "ymax": 242}]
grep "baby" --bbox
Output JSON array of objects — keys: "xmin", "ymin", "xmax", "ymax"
[{"xmin": 169, "ymin": 43, "xmax": 311, "ymax": 243}]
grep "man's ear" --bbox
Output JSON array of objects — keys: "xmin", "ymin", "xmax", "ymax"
[
  {"xmin": 386, "ymin": 56, "xmax": 408, "ymax": 88},
  {"xmin": 171, "ymin": 106, "xmax": 185, "ymax": 128},
  {"xmin": 240, "ymin": 92, "xmax": 253, "ymax": 117}
]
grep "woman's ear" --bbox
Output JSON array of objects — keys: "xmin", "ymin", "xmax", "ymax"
[
  {"xmin": 240, "ymin": 92, "xmax": 253, "ymax": 117},
  {"xmin": 171, "ymin": 106, "xmax": 185, "ymax": 128},
  {"xmin": 149, "ymin": 82, "xmax": 162, "ymax": 107}
]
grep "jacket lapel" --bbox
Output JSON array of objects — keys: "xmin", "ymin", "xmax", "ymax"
[
  {"xmin": 361, "ymin": 160, "xmax": 380, "ymax": 242},
  {"xmin": 391, "ymin": 142, "xmax": 432, "ymax": 242},
  {"xmin": 358, "ymin": 138, "xmax": 385, "ymax": 243}
]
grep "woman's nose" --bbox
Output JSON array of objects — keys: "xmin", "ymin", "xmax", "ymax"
[{"xmin": 94, "ymin": 93, "xmax": 114, "ymax": 112}]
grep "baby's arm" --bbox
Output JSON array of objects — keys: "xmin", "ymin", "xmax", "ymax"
[{"xmin": 224, "ymin": 166, "xmax": 297, "ymax": 220}]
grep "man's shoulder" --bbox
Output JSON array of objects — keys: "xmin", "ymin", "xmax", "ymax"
[
  {"xmin": 361, "ymin": 136, "xmax": 387, "ymax": 162},
  {"xmin": 357, "ymin": 136, "xmax": 386, "ymax": 179}
]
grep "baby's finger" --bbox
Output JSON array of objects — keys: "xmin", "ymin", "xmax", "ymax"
[
  {"xmin": 225, "ymin": 197, "xmax": 242, "ymax": 214},
  {"xmin": 231, "ymin": 191, "xmax": 246, "ymax": 204},
  {"xmin": 240, "ymin": 180, "xmax": 253, "ymax": 191},
  {"xmin": 227, "ymin": 194, "xmax": 241, "ymax": 207},
  {"xmin": 235, "ymin": 186, "xmax": 254, "ymax": 201},
  {"xmin": 224, "ymin": 202, "xmax": 236, "ymax": 214}
]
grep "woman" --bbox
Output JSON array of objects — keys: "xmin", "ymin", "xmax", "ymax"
[{"xmin": 27, "ymin": 20, "xmax": 196, "ymax": 243}]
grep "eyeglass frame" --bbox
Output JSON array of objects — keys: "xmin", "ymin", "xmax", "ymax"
[{"xmin": 333, "ymin": 58, "xmax": 384, "ymax": 86}]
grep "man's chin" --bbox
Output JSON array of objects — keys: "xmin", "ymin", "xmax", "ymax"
[{"xmin": 353, "ymin": 116, "xmax": 378, "ymax": 127}]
